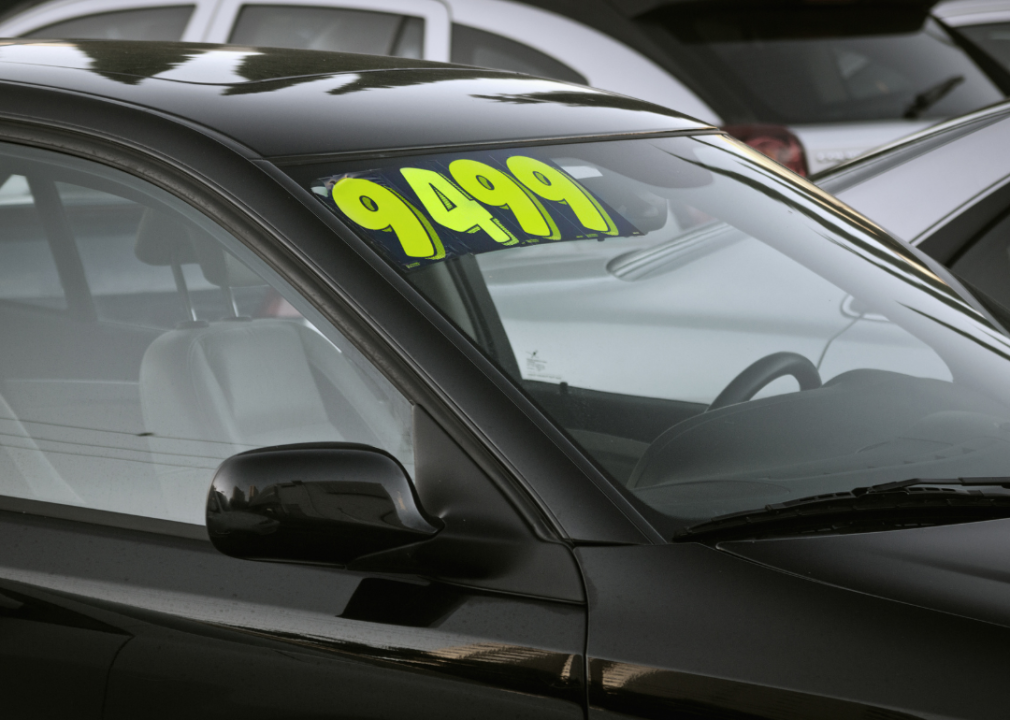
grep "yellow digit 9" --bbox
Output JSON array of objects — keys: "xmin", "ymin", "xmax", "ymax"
[
  {"xmin": 401, "ymin": 168, "xmax": 518, "ymax": 246},
  {"xmin": 506, "ymin": 156, "xmax": 618, "ymax": 236},
  {"xmin": 448, "ymin": 159, "xmax": 560, "ymax": 240},
  {"xmin": 331, "ymin": 178, "xmax": 444, "ymax": 259}
]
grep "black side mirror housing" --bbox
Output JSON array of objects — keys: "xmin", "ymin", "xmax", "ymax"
[{"xmin": 206, "ymin": 443, "xmax": 442, "ymax": 566}]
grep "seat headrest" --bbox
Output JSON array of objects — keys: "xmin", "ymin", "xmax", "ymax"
[
  {"xmin": 135, "ymin": 208, "xmax": 265, "ymax": 289},
  {"xmin": 190, "ymin": 236, "xmax": 266, "ymax": 289},
  {"xmin": 134, "ymin": 209, "xmax": 197, "ymax": 266}
]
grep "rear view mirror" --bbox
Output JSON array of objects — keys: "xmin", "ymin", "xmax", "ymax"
[{"xmin": 206, "ymin": 443, "xmax": 442, "ymax": 566}]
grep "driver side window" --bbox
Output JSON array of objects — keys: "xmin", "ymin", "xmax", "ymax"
[{"xmin": 0, "ymin": 143, "xmax": 413, "ymax": 525}]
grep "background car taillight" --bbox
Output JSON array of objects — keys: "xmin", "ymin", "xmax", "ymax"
[{"xmin": 723, "ymin": 124, "xmax": 809, "ymax": 176}]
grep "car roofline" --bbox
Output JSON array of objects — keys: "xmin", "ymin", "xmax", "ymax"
[{"xmin": 265, "ymin": 127, "xmax": 722, "ymax": 164}]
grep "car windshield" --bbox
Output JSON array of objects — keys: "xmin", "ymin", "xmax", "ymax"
[
  {"xmin": 289, "ymin": 134, "xmax": 1010, "ymax": 534},
  {"xmin": 636, "ymin": 4, "xmax": 1003, "ymax": 124}
]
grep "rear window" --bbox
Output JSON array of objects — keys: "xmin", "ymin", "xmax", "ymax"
[{"xmin": 638, "ymin": 3, "xmax": 1003, "ymax": 124}]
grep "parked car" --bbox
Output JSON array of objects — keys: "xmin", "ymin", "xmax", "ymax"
[
  {"xmin": 815, "ymin": 97, "xmax": 1010, "ymax": 315},
  {"xmin": 936, "ymin": 0, "xmax": 1010, "ymax": 73},
  {"xmin": 6, "ymin": 38, "xmax": 1010, "ymax": 720},
  {"xmin": 0, "ymin": 0, "xmax": 1008, "ymax": 173}
]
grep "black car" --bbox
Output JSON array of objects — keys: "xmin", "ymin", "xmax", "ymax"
[{"xmin": 4, "ymin": 39, "xmax": 1010, "ymax": 720}]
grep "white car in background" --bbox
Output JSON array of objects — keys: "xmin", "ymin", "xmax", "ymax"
[{"xmin": 0, "ymin": 0, "xmax": 1006, "ymax": 174}]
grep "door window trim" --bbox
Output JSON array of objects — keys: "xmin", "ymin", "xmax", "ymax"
[{"xmin": 0, "ymin": 0, "xmax": 216, "ymax": 43}]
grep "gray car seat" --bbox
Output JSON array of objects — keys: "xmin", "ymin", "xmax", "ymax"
[{"xmin": 135, "ymin": 210, "xmax": 406, "ymax": 523}]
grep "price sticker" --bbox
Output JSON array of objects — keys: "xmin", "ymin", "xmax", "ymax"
[{"xmin": 315, "ymin": 149, "xmax": 639, "ymax": 269}]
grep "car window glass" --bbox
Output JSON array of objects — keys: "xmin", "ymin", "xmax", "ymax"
[
  {"xmin": 0, "ymin": 174, "xmax": 66, "ymax": 311},
  {"xmin": 450, "ymin": 24, "xmax": 586, "ymax": 85},
  {"xmin": 0, "ymin": 142, "xmax": 414, "ymax": 526},
  {"xmin": 960, "ymin": 22, "xmax": 1010, "ymax": 73},
  {"xmin": 290, "ymin": 137, "xmax": 1010, "ymax": 534},
  {"xmin": 24, "ymin": 6, "xmax": 194, "ymax": 41},
  {"xmin": 229, "ymin": 5, "xmax": 424, "ymax": 58},
  {"xmin": 834, "ymin": 114, "xmax": 1010, "ymax": 241},
  {"xmin": 58, "ymin": 182, "xmax": 245, "ymax": 327},
  {"xmin": 640, "ymin": 5, "xmax": 1003, "ymax": 124}
]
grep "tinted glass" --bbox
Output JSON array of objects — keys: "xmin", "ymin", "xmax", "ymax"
[
  {"xmin": 294, "ymin": 136, "xmax": 1010, "ymax": 533},
  {"xmin": 640, "ymin": 5, "xmax": 1002, "ymax": 124},
  {"xmin": 451, "ymin": 24, "xmax": 586, "ymax": 85},
  {"xmin": 960, "ymin": 22, "xmax": 1010, "ymax": 72},
  {"xmin": 0, "ymin": 143, "xmax": 413, "ymax": 526},
  {"xmin": 25, "ymin": 6, "xmax": 193, "ymax": 41},
  {"xmin": 230, "ymin": 6, "xmax": 424, "ymax": 58},
  {"xmin": 0, "ymin": 175, "xmax": 65, "ymax": 311}
]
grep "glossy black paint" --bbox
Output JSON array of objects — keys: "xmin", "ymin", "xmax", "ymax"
[
  {"xmin": 0, "ymin": 579, "xmax": 128, "ymax": 720},
  {"xmin": 0, "ymin": 41, "xmax": 708, "ymax": 159},
  {"xmin": 4, "ymin": 38, "xmax": 1010, "ymax": 720},
  {"xmin": 207, "ymin": 443, "xmax": 442, "ymax": 566},
  {"xmin": 353, "ymin": 407, "xmax": 585, "ymax": 603},
  {"xmin": 579, "ymin": 542, "xmax": 1010, "ymax": 720},
  {"xmin": 0, "ymin": 509, "xmax": 586, "ymax": 720},
  {"xmin": 723, "ymin": 517, "xmax": 1010, "ymax": 628}
]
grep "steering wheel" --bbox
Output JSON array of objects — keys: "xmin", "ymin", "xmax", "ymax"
[
  {"xmin": 628, "ymin": 352, "xmax": 823, "ymax": 489},
  {"xmin": 708, "ymin": 352, "xmax": 821, "ymax": 411}
]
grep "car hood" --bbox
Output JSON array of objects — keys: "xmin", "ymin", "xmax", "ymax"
[{"xmin": 721, "ymin": 517, "xmax": 1010, "ymax": 628}]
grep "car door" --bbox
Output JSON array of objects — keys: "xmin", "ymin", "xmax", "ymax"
[
  {"xmin": 202, "ymin": 0, "xmax": 450, "ymax": 61},
  {"xmin": 0, "ymin": 0, "xmax": 219, "ymax": 42},
  {"xmin": 0, "ymin": 134, "xmax": 587, "ymax": 719}
]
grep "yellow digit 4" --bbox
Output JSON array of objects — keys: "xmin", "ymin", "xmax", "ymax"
[
  {"xmin": 331, "ymin": 178, "xmax": 444, "ymax": 259},
  {"xmin": 506, "ymin": 156, "xmax": 618, "ymax": 236},
  {"xmin": 401, "ymin": 168, "xmax": 518, "ymax": 246},
  {"xmin": 448, "ymin": 159, "xmax": 560, "ymax": 240}
]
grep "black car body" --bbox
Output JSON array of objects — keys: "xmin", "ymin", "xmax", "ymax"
[{"xmin": 3, "ymin": 40, "xmax": 1010, "ymax": 720}]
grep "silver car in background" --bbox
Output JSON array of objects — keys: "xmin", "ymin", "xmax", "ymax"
[
  {"xmin": 815, "ymin": 97, "xmax": 1010, "ymax": 318},
  {"xmin": 0, "ymin": 0, "xmax": 1005, "ymax": 174}
]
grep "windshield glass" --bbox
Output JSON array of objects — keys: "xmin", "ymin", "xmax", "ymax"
[
  {"xmin": 637, "ymin": 4, "xmax": 1002, "ymax": 124},
  {"xmin": 291, "ymin": 134, "xmax": 1010, "ymax": 534}
]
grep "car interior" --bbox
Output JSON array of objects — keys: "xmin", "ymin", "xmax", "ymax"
[{"xmin": 0, "ymin": 143, "xmax": 412, "ymax": 525}]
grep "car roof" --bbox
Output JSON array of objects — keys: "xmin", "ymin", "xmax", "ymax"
[{"xmin": 0, "ymin": 40, "xmax": 711, "ymax": 160}]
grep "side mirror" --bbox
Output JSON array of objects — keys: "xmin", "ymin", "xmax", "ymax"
[{"xmin": 206, "ymin": 443, "xmax": 442, "ymax": 566}]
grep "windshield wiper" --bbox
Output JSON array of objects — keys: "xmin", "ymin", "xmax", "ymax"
[
  {"xmin": 904, "ymin": 75, "xmax": 964, "ymax": 119},
  {"xmin": 674, "ymin": 477, "xmax": 1010, "ymax": 543}
]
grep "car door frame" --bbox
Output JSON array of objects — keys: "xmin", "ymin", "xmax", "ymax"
[
  {"xmin": 0, "ymin": 0, "xmax": 221, "ymax": 42},
  {"xmin": 202, "ymin": 0, "xmax": 451, "ymax": 60}
]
